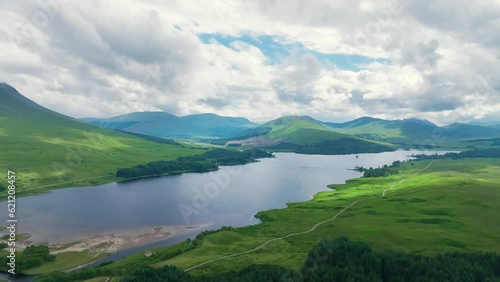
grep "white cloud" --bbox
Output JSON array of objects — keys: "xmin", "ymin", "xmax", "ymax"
[{"xmin": 0, "ymin": 0, "xmax": 498, "ymax": 124}]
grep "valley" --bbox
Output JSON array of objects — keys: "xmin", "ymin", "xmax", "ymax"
[
  {"xmin": 16, "ymin": 156, "xmax": 500, "ymax": 281},
  {"xmin": 1, "ymin": 151, "xmax": 434, "ymax": 275},
  {"xmin": 2, "ymin": 84, "xmax": 500, "ymax": 199},
  {"xmin": 2, "ymin": 2, "xmax": 500, "ymax": 280},
  {"xmin": 1, "ymin": 84, "xmax": 499, "ymax": 281}
]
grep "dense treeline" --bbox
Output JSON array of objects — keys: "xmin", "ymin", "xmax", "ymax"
[
  {"xmin": 189, "ymin": 226, "xmax": 234, "ymax": 247},
  {"xmin": 413, "ymin": 148, "xmax": 500, "ymax": 161},
  {"xmin": 267, "ymin": 139, "xmax": 394, "ymax": 155},
  {"xmin": 297, "ymin": 237, "xmax": 500, "ymax": 282},
  {"xmin": 179, "ymin": 148, "xmax": 273, "ymax": 165},
  {"xmin": 465, "ymin": 138, "xmax": 500, "ymax": 146},
  {"xmin": 293, "ymin": 139, "xmax": 395, "ymax": 155},
  {"xmin": 116, "ymin": 159, "xmax": 218, "ymax": 178},
  {"xmin": 39, "ymin": 237, "xmax": 500, "ymax": 281},
  {"xmin": 17, "ymin": 245, "xmax": 55, "ymax": 271},
  {"xmin": 116, "ymin": 148, "xmax": 273, "ymax": 178},
  {"xmin": 362, "ymin": 166, "xmax": 395, "ymax": 178},
  {"xmin": 354, "ymin": 161, "xmax": 402, "ymax": 178}
]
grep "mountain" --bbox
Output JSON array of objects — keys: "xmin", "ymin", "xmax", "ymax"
[
  {"xmin": 468, "ymin": 121, "xmax": 500, "ymax": 129},
  {"xmin": 324, "ymin": 116, "xmax": 386, "ymax": 128},
  {"xmin": 83, "ymin": 112, "xmax": 257, "ymax": 139},
  {"xmin": 441, "ymin": 123, "xmax": 500, "ymax": 139},
  {"xmin": 324, "ymin": 117, "xmax": 438, "ymax": 144},
  {"xmin": 0, "ymin": 83, "xmax": 202, "ymax": 194},
  {"xmin": 227, "ymin": 116, "xmax": 395, "ymax": 154},
  {"xmin": 324, "ymin": 117, "xmax": 500, "ymax": 146}
]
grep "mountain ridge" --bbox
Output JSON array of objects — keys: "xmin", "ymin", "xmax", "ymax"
[
  {"xmin": 3, "ymin": 81, "xmax": 499, "ymax": 150},
  {"xmin": 83, "ymin": 111, "xmax": 257, "ymax": 139},
  {"xmin": 227, "ymin": 115, "xmax": 396, "ymax": 154}
]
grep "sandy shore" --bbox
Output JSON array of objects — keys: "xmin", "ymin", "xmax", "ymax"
[
  {"xmin": 5, "ymin": 224, "xmax": 211, "ymax": 256},
  {"xmin": 51, "ymin": 224, "xmax": 210, "ymax": 255}
]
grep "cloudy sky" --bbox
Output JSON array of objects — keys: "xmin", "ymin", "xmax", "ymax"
[{"xmin": 1, "ymin": 0, "xmax": 499, "ymax": 124}]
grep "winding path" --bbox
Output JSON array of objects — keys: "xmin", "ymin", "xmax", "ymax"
[
  {"xmin": 185, "ymin": 201, "xmax": 359, "ymax": 272},
  {"xmin": 381, "ymin": 161, "xmax": 434, "ymax": 197},
  {"xmin": 184, "ymin": 161, "xmax": 436, "ymax": 272}
]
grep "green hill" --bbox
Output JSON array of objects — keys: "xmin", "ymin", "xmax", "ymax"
[
  {"xmin": 0, "ymin": 83, "xmax": 203, "ymax": 197},
  {"xmin": 83, "ymin": 112, "xmax": 257, "ymax": 139},
  {"xmin": 228, "ymin": 116, "xmax": 395, "ymax": 154},
  {"xmin": 324, "ymin": 117, "xmax": 438, "ymax": 143},
  {"xmin": 467, "ymin": 121, "xmax": 500, "ymax": 129},
  {"xmin": 325, "ymin": 117, "xmax": 500, "ymax": 147},
  {"xmin": 441, "ymin": 123, "xmax": 500, "ymax": 139}
]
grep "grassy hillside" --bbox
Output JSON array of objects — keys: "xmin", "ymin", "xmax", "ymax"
[
  {"xmin": 88, "ymin": 157, "xmax": 500, "ymax": 277},
  {"xmin": 229, "ymin": 116, "xmax": 395, "ymax": 154},
  {"xmin": 0, "ymin": 83, "xmax": 204, "ymax": 198},
  {"xmin": 468, "ymin": 121, "xmax": 500, "ymax": 129},
  {"xmin": 325, "ymin": 117, "xmax": 500, "ymax": 147},
  {"xmin": 83, "ymin": 112, "xmax": 257, "ymax": 139},
  {"xmin": 325, "ymin": 117, "xmax": 437, "ymax": 143},
  {"xmin": 441, "ymin": 123, "xmax": 500, "ymax": 139}
]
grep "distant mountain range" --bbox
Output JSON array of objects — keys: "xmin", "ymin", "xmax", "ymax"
[
  {"xmin": 83, "ymin": 112, "xmax": 257, "ymax": 139},
  {"xmin": 468, "ymin": 121, "xmax": 500, "ymax": 129},
  {"xmin": 324, "ymin": 117, "xmax": 500, "ymax": 145},
  {"xmin": 2, "ymin": 81, "xmax": 500, "ymax": 160},
  {"xmin": 84, "ymin": 110, "xmax": 500, "ymax": 151},
  {"xmin": 226, "ymin": 116, "xmax": 500, "ymax": 153}
]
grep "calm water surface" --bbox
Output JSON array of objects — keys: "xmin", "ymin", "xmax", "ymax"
[{"xmin": 1, "ymin": 150, "xmax": 444, "ymax": 244}]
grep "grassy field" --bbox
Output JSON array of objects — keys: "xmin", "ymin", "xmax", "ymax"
[
  {"xmin": 23, "ymin": 250, "xmax": 108, "ymax": 275},
  {"xmin": 0, "ymin": 121, "xmax": 205, "ymax": 199},
  {"xmin": 0, "ymin": 247, "xmax": 106, "ymax": 275},
  {"xmin": 101, "ymin": 158, "xmax": 500, "ymax": 276}
]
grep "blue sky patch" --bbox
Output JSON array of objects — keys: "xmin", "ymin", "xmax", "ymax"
[{"xmin": 198, "ymin": 33, "xmax": 390, "ymax": 71}]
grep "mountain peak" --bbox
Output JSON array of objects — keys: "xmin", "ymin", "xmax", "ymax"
[
  {"xmin": 277, "ymin": 115, "xmax": 318, "ymax": 122},
  {"xmin": 0, "ymin": 83, "xmax": 71, "ymax": 120},
  {"xmin": 402, "ymin": 118, "xmax": 437, "ymax": 127},
  {"xmin": 262, "ymin": 115, "xmax": 328, "ymax": 132},
  {"xmin": 0, "ymin": 82, "xmax": 17, "ymax": 92}
]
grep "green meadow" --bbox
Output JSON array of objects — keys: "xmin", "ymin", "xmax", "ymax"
[
  {"xmin": 0, "ymin": 117, "xmax": 205, "ymax": 199},
  {"xmin": 94, "ymin": 158, "xmax": 500, "ymax": 277}
]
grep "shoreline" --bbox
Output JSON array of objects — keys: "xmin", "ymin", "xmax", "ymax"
[
  {"xmin": 58, "ymin": 224, "xmax": 209, "ymax": 273},
  {"xmin": 0, "ymin": 224, "xmax": 214, "ymax": 277},
  {"xmin": 0, "ymin": 155, "xmax": 271, "ymax": 201},
  {"xmin": 2, "ymin": 150, "xmax": 454, "ymax": 276},
  {"xmin": 60, "ymin": 224, "xmax": 209, "ymax": 253},
  {"xmin": 0, "ymin": 148, "xmax": 446, "ymax": 201},
  {"xmin": 8, "ymin": 224, "xmax": 211, "ymax": 268}
]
